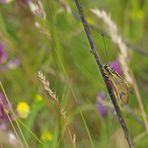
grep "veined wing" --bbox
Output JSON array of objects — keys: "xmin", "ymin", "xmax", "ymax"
[{"xmin": 103, "ymin": 64, "xmax": 132, "ymax": 105}]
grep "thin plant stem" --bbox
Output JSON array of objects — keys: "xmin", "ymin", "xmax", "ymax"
[
  {"xmin": 74, "ymin": 0, "xmax": 135, "ymax": 147},
  {"xmin": 91, "ymin": 8, "xmax": 148, "ymax": 135},
  {"xmin": 67, "ymin": 126, "xmax": 76, "ymax": 148},
  {"xmin": 72, "ymin": 11, "xmax": 148, "ymax": 56},
  {"xmin": 38, "ymin": 72, "xmax": 76, "ymax": 148},
  {"xmin": 133, "ymin": 131, "xmax": 147, "ymax": 143},
  {"xmin": 0, "ymin": 81, "xmax": 29, "ymax": 148},
  {"xmin": 17, "ymin": 119, "xmax": 43, "ymax": 144},
  {"xmin": 80, "ymin": 112, "xmax": 95, "ymax": 148},
  {"xmin": 0, "ymin": 99, "xmax": 24, "ymax": 148},
  {"xmin": 131, "ymin": 73, "xmax": 148, "ymax": 133}
]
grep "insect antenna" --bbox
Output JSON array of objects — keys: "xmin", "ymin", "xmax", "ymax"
[{"xmin": 101, "ymin": 33, "xmax": 109, "ymax": 64}]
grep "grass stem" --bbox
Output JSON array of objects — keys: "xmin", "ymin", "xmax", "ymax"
[{"xmin": 74, "ymin": 0, "xmax": 135, "ymax": 147}]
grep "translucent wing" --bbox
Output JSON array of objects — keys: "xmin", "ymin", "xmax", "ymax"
[{"xmin": 103, "ymin": 64, "xmax": 132, "ymax": 105}]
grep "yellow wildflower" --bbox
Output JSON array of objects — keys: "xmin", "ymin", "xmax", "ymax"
[
  {"xmin": 16, "ymin": 101, "xmax": 30, "ymax": 119},
  {"xmin": 132, "ymin": 9, "xmax": 144, "ymax": 20},
  {"xmin": 136, "ymin": 10, "xmax": 144, "ymax": 19},
  {"xmin": 34, "ymin": 94, "xmax": 43, "ymax": 102},
  {"xmin": 86, "ymin": 16, "xmax": 95, "ymax": 24},
  {"xmin": 41, "ymin": 131, "xmax": 53, "ymax": 142}
]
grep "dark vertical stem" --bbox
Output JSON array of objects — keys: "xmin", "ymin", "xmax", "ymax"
[{"xmin": 74, "ymin": 0, "xmax": 135, "ymax": 147}]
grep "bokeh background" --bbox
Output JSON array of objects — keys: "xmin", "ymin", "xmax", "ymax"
[{"xmin": 0, "ymin": 0, "xmax": 148, "ymax": 147}]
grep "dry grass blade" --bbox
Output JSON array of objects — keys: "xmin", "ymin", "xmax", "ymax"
[
  {"xmin": 38, "ymin": 71, "xmax": 58, "ymax": 102},
  {"xmin": 38, "ymin": 71, "xmax": 76, "ymax": 148}
]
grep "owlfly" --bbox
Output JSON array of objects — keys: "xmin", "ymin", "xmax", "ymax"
[
  {"xmin": 101, "ymin": 34, "xmax": 132, "ymax": 105},
  {"xmin": 103, "ymin": 64, "xmax": 132, "ymax": 105}
]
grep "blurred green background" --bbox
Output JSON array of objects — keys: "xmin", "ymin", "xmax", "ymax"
[{"xmin": 0, "ymin": 0, "xmax": 148, "ymax": 147}]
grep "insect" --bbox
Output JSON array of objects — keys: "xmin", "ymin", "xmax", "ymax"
[{"xmin": 103, "ymin": 64, "xmax": 132, "ymax": 105}]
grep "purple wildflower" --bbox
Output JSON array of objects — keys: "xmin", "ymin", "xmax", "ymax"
[
  {"xmin": 110, "ymin": 59, "xmax": 123, "ymax": 76},
  {"xmin": 106, "ymin": 59, "xmax": 123, "ymax": 90},
  {"xmin": 0, "ymin": 42, "xmax": 8, "ymax": 64},
  {"xmin": 0, "ymin": 58, "xmax": 20, "ymax": 72},
  {"xmin": 97, "ymin": 60, "xmax": 122, "ymax": 117},
  {"xmin": 7, "ymin": 58, "xmax": 20, "ymax": 69},
  {"xmin": 0, "ymin": 0, "xmax": 13, "ymax": 3},
  {"xmin": 97, "ymin": 91, "xmax": 108, "ymax": 117},
  {"xmin": 0, "ymin": 92, "xmax": 12, "ymax": 122}
]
